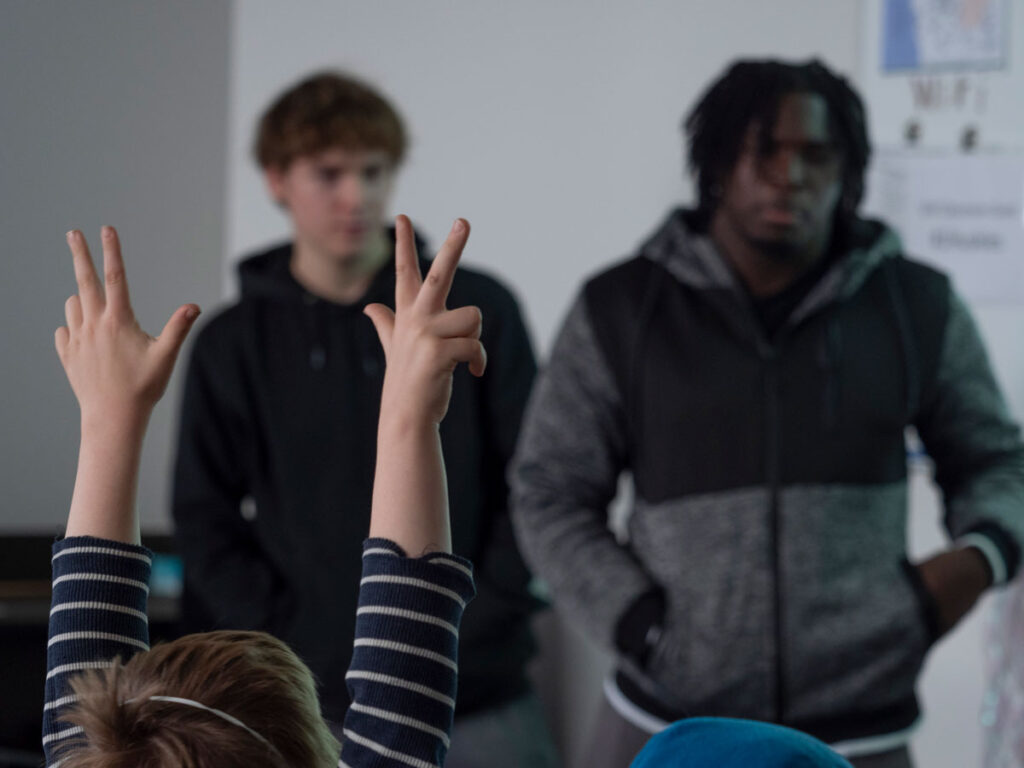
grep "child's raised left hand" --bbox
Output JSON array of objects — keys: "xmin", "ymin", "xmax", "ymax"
[{"xmin": 55, "ymin": 227, "xmax": 199, "ymax": 431}]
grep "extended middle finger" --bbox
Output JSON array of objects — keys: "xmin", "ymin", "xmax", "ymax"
[{"xmin": 419, "ymin": 219, "xmax": 469, "ymax": 313}]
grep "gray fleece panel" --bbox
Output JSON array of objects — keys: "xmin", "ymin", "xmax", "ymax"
[
  {"xmin": 511, "ymin": 295, "xmax": 655, "ymax": 650},
  {"xmin": 623, "ymin": 482, "xmax": 928, "ymax": 720},
  {"xmin": 919, "ymin": 291, "xmax": 1024, "ymax": 546},
  {"xmin": 627, "ymin": 487, "xmax": 777, "ymax": 720},
  {"xmin": 778, "ymin": 483, "xmax": 929, "ymax": 721}
]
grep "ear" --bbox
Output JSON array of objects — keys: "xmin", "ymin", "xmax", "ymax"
[{"xmin": 264, "ymin": 165, "xmax": 289, "ymax": 208}]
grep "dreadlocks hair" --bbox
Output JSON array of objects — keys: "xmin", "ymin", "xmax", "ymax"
[{"xmin": 684, "ymin": 58, "xmax": 871, "ymax": 245}]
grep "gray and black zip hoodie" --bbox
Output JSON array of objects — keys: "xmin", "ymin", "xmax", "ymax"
[
  {"xmin": 173, "ymin": 228, "xmax": 541, "ymax": 724},
  {"xmin": 511, "ymin": 208, "xmax": 1024, "ymax": 745}
]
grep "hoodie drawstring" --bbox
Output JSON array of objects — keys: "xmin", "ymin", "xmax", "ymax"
[{"xmin": 302, "ymin": 293, "xmax": 329, "ymax": 372}]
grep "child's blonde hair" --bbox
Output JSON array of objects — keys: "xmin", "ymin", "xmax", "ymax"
[{"xmin": 58, "ymin": 630, "xmax": 339, "ymax": 768}]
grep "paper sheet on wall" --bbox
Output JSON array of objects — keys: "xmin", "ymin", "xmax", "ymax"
[{"xmin": 862, "ymin": 151, "xmax": 1024, "ymax": 304}]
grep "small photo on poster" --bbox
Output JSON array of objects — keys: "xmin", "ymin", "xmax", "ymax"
[{"xmin": 883, "ymin": 0, "xmax": 1009, "ymax": 73}]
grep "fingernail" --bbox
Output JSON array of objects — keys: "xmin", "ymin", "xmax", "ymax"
[
  {"xmin": 185, "ymin": 306, "xmax": 200, "ymax": 320},
  {"xmin": 452, "ymin": 219, "xmax": 465, "ymax": 233},
  {"xmin": 66, "ymin": 230, "xmax": 77, "ymax": 242},
  {"xmin": 102, "ymin": 225, "xmax": 113, "ymax": 239}
]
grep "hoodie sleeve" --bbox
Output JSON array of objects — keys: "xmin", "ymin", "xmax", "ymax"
[
  {"xmin": 916, "ymin": 290, "xmax": 1024, "ymax": 584},
  {"xmin": 511, "ymin": 292, "xmax": 658, "ymax": 651},
  {"xmin": 171, "ymin": 320, "xmax": 285, "ymax": 631}
]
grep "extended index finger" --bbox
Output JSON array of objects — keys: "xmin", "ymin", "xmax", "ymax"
[
  {"xmin": 419, "ymin": 219, "xmax": 470, "ymax": 313},
  {"xmin": 66, "ymin": 230, "xmax": 104, "ymax": 316},
  {"xmin": 101, "ymin": 226, "xmax": 132, "ymax": 317},
  {"xmin": 394, "ymin": 214, "xmax": 423, "ymax": 311}
]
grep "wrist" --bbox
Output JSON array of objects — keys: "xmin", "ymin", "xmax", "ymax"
[
  {"xmin": 952, "ymin": 545, "xmax": 992, "ymax": 593},
  {"xmin": 377, "ymin": 412, "xmax": 441, "ymax": 440},
  {"xmin": 80, "ymin": 409, "xmax": 150, "ymax": 447}
]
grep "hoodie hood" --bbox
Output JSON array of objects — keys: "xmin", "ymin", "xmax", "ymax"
[
  {"xmin": 638, "ymin": 208, "xmax": 905, "ymax": 315},
  {"xmin": 233, "ymin": 226, "xmax": 431, "ymax": 372},
  {"xmin": 236, "ymin": 225, "xmax": 431, "ymax": 304}
]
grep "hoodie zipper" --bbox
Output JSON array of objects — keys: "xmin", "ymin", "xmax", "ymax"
[{"xmin": 759, "ymin": 340, "xmax": 786, "ymax": 723}]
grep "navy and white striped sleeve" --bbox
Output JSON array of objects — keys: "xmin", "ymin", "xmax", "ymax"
[
  {"xmin": 341, "ymin": 538, "xmax": 476, "ymax": 768},
  {"xmin": 43, "ymin": 536, "xmax": 152, "ymax": 767}
]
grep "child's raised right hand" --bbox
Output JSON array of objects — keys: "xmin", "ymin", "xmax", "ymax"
[
  {"xmin": 57, "ymin": 226, "xmax": 199, "ymax": 543},
  {"xmin": 364, "ymin": 216, "xmax": 486, "ymax": 431}
]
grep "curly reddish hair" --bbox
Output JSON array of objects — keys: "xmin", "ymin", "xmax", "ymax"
[{"xmin": 253, "ymin": 70, "xmax": 407, "ymax": 170}]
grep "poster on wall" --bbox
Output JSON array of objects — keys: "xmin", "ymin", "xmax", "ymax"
[
  {"xmin": 860, "ymin": 0, "xmax": 1022, "ymax": 149},
  {"xmin": 882, "ymin": 0, "xmax": 1009, "ymax": 73},
  {"xmin": 862, "ymin": 151, "xmax": 1024, "ymax": 304}
]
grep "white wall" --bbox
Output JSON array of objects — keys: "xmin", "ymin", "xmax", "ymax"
[{"xmin": 0, "ymin": 1, "xmax": 231, "ymax": 534}]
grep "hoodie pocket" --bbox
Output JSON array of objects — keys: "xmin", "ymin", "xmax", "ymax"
[{"xmin": 784, "ymin": 555, "xmax": 935, "ymax": 722}]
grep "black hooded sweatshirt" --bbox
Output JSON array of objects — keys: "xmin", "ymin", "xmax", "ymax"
[{"xmin": 172, "ymin": 230, "xmax": 540, "ymax": 722}]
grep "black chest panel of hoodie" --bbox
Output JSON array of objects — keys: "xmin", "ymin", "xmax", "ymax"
[
  {"xmin": 584, "ymin": 255, "xmax": 950, "ymax": 504},
  {"xmin": 237, "ymin": 295, "xmax": 485, "ymax": 711}
]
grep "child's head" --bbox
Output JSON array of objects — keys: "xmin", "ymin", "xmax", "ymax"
[{"xmin": 58, "ymin": 630, "xmax": 339, "ymax": 768}]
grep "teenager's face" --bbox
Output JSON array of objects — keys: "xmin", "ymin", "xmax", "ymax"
[
  {"xmin": 714, "ymin": 92, "xmax": 843, "ymax": 263},
  {"xmin": 267, "ymin": 147, "xmax": 396, "ymax": 264}
]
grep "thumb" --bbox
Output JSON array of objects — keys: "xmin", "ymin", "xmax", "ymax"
[
  {"xmin": 155, "ymin": 303, "xmax": 201, "ymax": 360},
  {"xmin": 363, "ymin": 303, "xmax": 395, "ymax": 350}
]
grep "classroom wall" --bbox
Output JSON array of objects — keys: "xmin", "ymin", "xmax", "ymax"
[{"xmin": 0, "ymin": 0, "xmax": 231, "ymax": 534}]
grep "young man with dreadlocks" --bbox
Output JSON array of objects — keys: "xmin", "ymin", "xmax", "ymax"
[{"xmin": 511, "ymin": 58, "xmax": 1024, "ymax": 768}]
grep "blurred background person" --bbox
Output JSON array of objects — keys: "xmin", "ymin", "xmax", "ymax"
[
  {"xmin": 171, "ymin": 71, "xmax": 557, "ymax": 768},
  {"xmin": 511, "ymin": 58, "xmax": 1024, "ymax": 768}
]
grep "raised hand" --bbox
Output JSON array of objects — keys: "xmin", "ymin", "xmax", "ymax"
[
  {"xmin": 56, "ymin": 227, "xmax": 199, "ymax": 429},
  {"xmin": 56, "ymin": 226, "xmax": 200, "ymax": 543},
  {"xmin": 362, "ymin": 215, "xmax": 484, "ymax": 555},
  {"xmin": 364, "ymin": 215, "xmax": 485, "ymax": 429}
]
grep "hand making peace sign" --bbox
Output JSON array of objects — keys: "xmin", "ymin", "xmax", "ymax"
[{"xmin": 364, "ymin": 215, "xmax": 486, "ymax": 429}]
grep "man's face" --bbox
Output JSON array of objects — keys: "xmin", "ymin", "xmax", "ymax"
[
  {"xmin": 266, "ymin": 147, "xmax": 396, "ymax": 264},
  {"xmin": 714, "ymin": 92, "xmax": 843, "ymax": 263}
]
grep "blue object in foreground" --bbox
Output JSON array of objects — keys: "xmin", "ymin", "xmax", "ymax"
[{"xmin": 631, "ymin": 717, "xmax": 853, "ymax": 768}]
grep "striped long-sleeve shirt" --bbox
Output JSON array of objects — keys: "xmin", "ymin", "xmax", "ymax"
[{"xmin": 44, "ymin": 535, "xmax": 475, "ymax": 768}]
